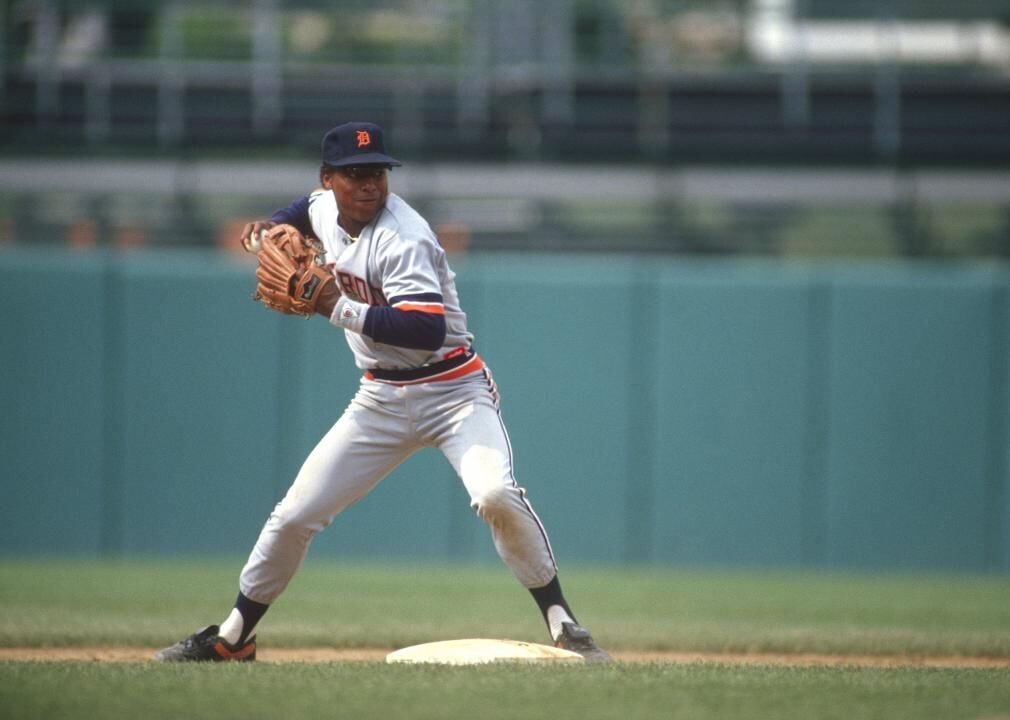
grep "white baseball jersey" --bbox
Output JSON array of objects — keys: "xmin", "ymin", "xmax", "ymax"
[
  {"xmin": 168, "ymin": 122, "xmax": 598, "ymax": 660},
  {"xmin": 239, "ymin": 188, "xmax": 560, "ymax": 605},
  {"xmin": 305, "ymin": 190, "xmax": 474, "ymax": 372}
]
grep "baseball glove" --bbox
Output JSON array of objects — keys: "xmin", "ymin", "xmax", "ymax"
[{"xmin": 253, "ymin": 224, "xmax": 336, "ymax": 317}]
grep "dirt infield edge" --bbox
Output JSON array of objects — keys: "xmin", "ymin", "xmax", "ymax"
[{"xmin": 2, "ymin": 647, "xmax": 1009, "ymax": 668}]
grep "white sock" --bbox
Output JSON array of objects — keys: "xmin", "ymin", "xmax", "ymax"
[
  {"xmin": 547, "ymin": 605, "xmax": 575, "ymax": 641},
  {"xmin": 218, "ymin": 608, "xmax": 246, "ymax": 645}
]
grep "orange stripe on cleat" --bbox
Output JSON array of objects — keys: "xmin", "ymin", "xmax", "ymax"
[{"xmin": 214, "ymin": 641, "xmax": 256, "ymax": 660}]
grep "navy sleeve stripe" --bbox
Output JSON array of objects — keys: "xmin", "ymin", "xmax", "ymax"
[
  {"xmin": 388, "ymin": 292, "xmax": 444, "ymax": 305},
  {"xmin": 270, "ymin": 196, "xmax": 314, "ymax": 238},
  {"xmin": 363, "ymin": 307, "xmax": 446, "ymax": 351}
]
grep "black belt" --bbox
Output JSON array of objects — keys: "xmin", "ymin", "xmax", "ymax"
[{"xmin": 366, "ymin": 349, "xmax": 477, "ymax": 383}]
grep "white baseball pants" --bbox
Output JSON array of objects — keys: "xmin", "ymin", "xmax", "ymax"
[{"xmin": 238, "ymin": 366, "xmax": 558, "ymax": 604}]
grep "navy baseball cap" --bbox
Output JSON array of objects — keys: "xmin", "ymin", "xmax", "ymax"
[{"xmin": 321, "ymin": 121, "xmax": 402, "ymax": 168}]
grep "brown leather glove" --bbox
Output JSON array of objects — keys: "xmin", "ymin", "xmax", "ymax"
[{"xmin": 252, "ymin": 224, "xmax": 337, "ymax": 317}]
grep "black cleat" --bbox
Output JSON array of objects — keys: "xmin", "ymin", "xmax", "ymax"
[
  {"xmin": 554, "ymin": 621, "xmax": 612, "ymax": 664},
  {"xmin": 153, "ymin": 625, "xmax": 257, "ymax": 662}
]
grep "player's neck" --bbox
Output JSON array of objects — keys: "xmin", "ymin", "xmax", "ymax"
[{"xmin": 338, "ymin": 218, "xmax": 367, "ymax": 238}]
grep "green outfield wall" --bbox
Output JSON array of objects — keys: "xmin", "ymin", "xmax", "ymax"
[{"xmin": 1, "ymin": 249, "xmax": 1007, "ymax": 572}]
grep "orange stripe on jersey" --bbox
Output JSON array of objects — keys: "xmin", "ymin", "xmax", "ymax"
[
  {"xmin": 427, "ymin": 354, "xmax": 484, "ymax": 383},
  {"xmin": 365, "ymin": 354, "xmax": 485, "ymax": 385},
  {"xmin": 393, "ymin": 301, "xmax": 445, "ymax": 315}
]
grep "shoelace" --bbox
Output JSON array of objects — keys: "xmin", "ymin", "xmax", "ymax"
[
  {"xmin": 183, "ymin": 631, "xmax": 213, "ymax": 650},
  {"xmin": 558, "ymin": 627, "xmax": 597, "ymax": 651},
  {"xmin": 565, "ymin": 636, "xmax": 597, "ymax": 651}
]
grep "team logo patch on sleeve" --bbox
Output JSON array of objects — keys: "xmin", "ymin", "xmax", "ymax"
[{"xmin": 340, "ymin": 303, "xmax": 361, "ymax": 321}]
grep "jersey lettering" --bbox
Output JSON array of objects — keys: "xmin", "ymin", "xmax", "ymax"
[{"xmin": 337, "ymin": 270, "xmax": 386, "ymax": 306}]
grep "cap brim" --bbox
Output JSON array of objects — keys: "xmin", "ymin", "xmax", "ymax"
[{"xmin": 325, "ymin": 153, "xmax": 403, "ymax": 168}]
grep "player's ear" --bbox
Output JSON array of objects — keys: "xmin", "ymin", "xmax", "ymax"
[{"xmin": 320, "ymin": 164, "xmax": 334, "ymax": 189}]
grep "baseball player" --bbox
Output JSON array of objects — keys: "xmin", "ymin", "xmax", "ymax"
[{"xmin": 154, "ymin": 121, "xmax": 610, "ymax": 663}]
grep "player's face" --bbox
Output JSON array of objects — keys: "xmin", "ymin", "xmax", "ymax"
[{"xmin": 326, "ymin": 165, "xmax": 390, "ymax": 235}]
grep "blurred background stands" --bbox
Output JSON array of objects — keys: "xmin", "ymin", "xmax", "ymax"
[{"xmin": 0, "ymin": 0, "xmax": 1008, "ymax": 258}]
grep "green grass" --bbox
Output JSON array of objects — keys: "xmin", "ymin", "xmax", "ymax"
[
  {"xmin": 2, "ymin": 559, "xmax": 1010, "ymax": 720},
  {"xmin": 2, "ymin": 559, "xmax": 1009, "ymax": 656},
  {"xmin": 2, "ymin": 662, "xmax": 1009, "ymax": 720}
]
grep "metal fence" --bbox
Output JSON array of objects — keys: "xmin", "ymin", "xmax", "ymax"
[
  {"xmin": 4, "ymin": 1, "xmax": 1010, "ymax": 163},
  {"xmin": 2, "ymin": 1, "xmax": 1009, "ymax": 257}
]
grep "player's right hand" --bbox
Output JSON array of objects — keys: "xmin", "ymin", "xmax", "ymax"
[{"xmin": 240, "ymin": 220, "xmax": 276, "ymax": 253}]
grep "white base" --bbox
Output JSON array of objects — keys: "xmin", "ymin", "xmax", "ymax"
[{"xmin": 385, "ymin": 638, "xmax": 584, "ymax": 665}]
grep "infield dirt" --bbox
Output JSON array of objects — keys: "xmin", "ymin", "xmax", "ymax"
[{"xmin": 2, "ymin": 647, "xmax": 1009, "ymax": 668}]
